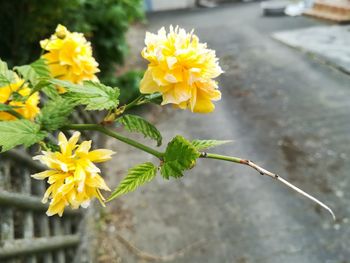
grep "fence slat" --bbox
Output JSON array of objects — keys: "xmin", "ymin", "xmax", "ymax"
[
  {"xmin": 22, "ymin": 168, "xmax": 38, "ymax": 263},
  {"xmin": 0, "ymin": 235, "xmax": 80, "ymax": 259},
  {"xmin": 0, "ymin": 162, "xmax": 14, "ymax": 243},
  {"xmin": 0, "ymin": 108, "xmax": 99, "ymax": 261},
  {"xmin": 2, "ymin": 150, "xmax": 45, "ymax": 171},
  {"xmin": 22, "ymin": 169, "xmax": 34, "ymax": 239},
  {"xmin": 53, "ymin": 218, "xmax": 66, "ymax": 263},
  {"xmin": 0, "ymin": 208, "xmax": 14, "ymax": 242},
  {"xmin": 0, "ymin": 190, "xmax": 80, "ymax": 215}
]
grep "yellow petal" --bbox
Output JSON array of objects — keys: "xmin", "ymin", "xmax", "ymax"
[
  {"xmin": 42, "ymin": 185, "xmax": 54, "ymax": 203},
  {"xmin": 74, "ymin": 165, "xmax": 86, "ymax": 193},
  {"xmin": 86, "ymin": 174, "xmax": 110, "ymax": 191},
  {"xmin": 87, "ymin": 149, "xmax": 115, "ymax": 163},
  {"xmin": 77, "ymin": 158, "xmax": 100, "ymax": 174},
  {"xmin": 46, "ymin": 199, "xmax": 66, "ymax": 217},
  {"xmin": 161, "ymin": 82, "xmax": 191, "ymax": 105},
  {"xmin": 140, "ymin": 69, "xmax": 162, "ymax": 94},
  {"xmin": 58, "ymin": 132, "xmax": 68, "ymax": 154},
  {"xmin": 65, "ymin": 131, "xmax": 80, "ymax": 156},
  {"xmin": 57, "ymin": 179, "xmax": 74, "ymax": 196},
  {"xmin": 76, "ymin": 140, "xmax": 92, "ymax": 154},
  {"xmin": 166, "ymin": 56, "xmax": 177, "ymax": 69},
  {"xmin": 47, "ymin": 173, "xmax": 69, "ymax": 184},
  {"xmin": 31, "ymin": 170, "xmax": 58, "ymax": 180}
]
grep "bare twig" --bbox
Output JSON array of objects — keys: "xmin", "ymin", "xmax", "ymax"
[
  {"xmin": 201, "ymin": 152, "xmax": 336, "ymax": 221},
  {"xmin": 241, "ymin": 159, "xmax": 336, "ymax": 221},
  {"xmin": 116, "ymin": 233, "xmax": 205, "ymax": 262}
]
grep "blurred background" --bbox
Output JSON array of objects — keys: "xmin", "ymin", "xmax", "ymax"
[{"xmin": 0, "ymin": 0, "xmax": 349, "ymax": 262}]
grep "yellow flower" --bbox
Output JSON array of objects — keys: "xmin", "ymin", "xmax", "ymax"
[
  {"xmin": 0, "ymin": 75, "xmax": 40, "ymax": 120},
  {"xmin": 40, "ymin": 24, "xmax": 100, "ymax": 93},
  {"xmin": 140, "ymin": 26, "xmax": 223, "ymax": 113},
  {"xmin": 32, "ymin": 132, "xmax": 115, "ymax": 217}
]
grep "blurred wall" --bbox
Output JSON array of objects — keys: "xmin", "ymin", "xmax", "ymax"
[
  {"xmin": 144, "ymin": 0, "xmax": 242, "ymax": 11},
  {"xmin": 144, "ymin": 0, "xmax": 196, "ymax": 11}
]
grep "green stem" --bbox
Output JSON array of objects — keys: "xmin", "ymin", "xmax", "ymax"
[
  {"xmin": 63, "ymin": 124, "xmax": 164, "ymax": 159},
  {"xmin": 104, "ymin": 93, "xmax": 163, "ymax": 123},
  {"xmin": 118, "ymin": 93, "xmax": 162, "ymax": 114},
  {"xmin": 200, "ymin": 152, "xmax": 244, "ymax": 164},
  {"xmin": 122, "ymin": 95, "xmax": 145, "ymax": 112}
]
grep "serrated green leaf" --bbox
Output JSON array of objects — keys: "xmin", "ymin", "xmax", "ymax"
[
  {"xmin": 51, "ymin": 79, "xmax": 120, "ymax": 111},
  {"xmin": 0, "ymin": 120, "xmax": 47, "ymax": 152},
  {"xmin": 108, "ymin": 162, "xmax": 157, "ymax": 201},
  {"xmin": 15, "ymin": 65, "xmax": 37, "ymax": 86},
  {"xmin": 117, "ymin": 114, "xmax": 162, "ymax": 146},
  {"xmin": 14, "ymin": 59, "xmax": 51, "ymax": 88},
  {"xmin": 191, "ymin": 140, "xmax": 232, "ymax": 151},
  {"xmin": 0, "ymin": 58, "xmax": 16, "ymax": 87},
  {"xmin": 161, "ymin": 136, "xmax": 200, "ymax": 179},
  {"xmin": 42, "ymin": 85, "xmax": 60, "ymax": 99},
  {"xmin": 30, "ymin": 59, "xmax": 51, "ymax": 79},
  {"xmin": 38, "ymin": 97, "xmax": 76, "ymax": 131}
]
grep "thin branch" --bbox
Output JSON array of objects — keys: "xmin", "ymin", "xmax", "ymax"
[
  {"xmin": 201, "ymin": 152, "xmax": 336, "ymax": 220},
  {"xmin": 116, "ymin": 233, "xmax": 205, "ymax": 262},
  {"xmin": 62, "ymin": 123, "xmax": 164, "ymax": 159}
]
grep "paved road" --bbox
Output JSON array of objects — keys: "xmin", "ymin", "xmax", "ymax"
[{"xmin": 100, "ymin": 3, "xmax": 350, "ymax": 263}]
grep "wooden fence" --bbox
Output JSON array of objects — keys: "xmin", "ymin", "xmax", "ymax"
[{"xmin": 0, "ymin": 108, "xmax": 101, "ymax": 263}]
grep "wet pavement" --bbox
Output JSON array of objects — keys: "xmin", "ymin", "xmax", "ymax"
[
  {"xmin": 273, "ymin": 25, "xmax": 350, "ymax": 74},
  {"xmin": 99, "ymin": 3, "xmax": 350, "ymax": 263}
]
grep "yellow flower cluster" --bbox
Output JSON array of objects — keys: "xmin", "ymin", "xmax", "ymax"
[
  {"xmin": 32, "ymin": 132, "xmax": 115, "ymax": 216},
  {"xmin": 140, "ymin": 26, "xmax": 223, "ymax": 113},
  {"xmin": 0, "ymin": 76, "xmax": 40, "ymax": 121},
  {"xmin": 40, "ymin": 24, "xmax": 100, "ymax": 93}
]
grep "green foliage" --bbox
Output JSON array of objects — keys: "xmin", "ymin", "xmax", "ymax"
[
  {"xmin": 161, "ymin": 136, "xmax": 200, "ymax": 179},
  {"xmin": 15, "ymin": 59, "xmax": 51, "ymax": 85},
  {"xmin": 116, "ymin": 70, "xmax": 144, "ymax": 104},
  {"xmin": 0, "ymin": 0, "xmax": 144, "ymax": 85},
  {"xmin": 0, "ymin": 120, "xmax": 46, "ymax": 152},
  {"xmin": 0, "ymin": 0, "xmax": 81, "ymax": 66},
  {"xmin": 15, "ymin": 59, "xmax": 53, "ymax": 96},
  {"xmin": 74, "ymin": 0, "xmax": 145, "ymax": 85},
  {"xmin": 44, "ymin": 141, "xmax": 60, "ymax": 152},
  {"xmin": 51, "ymin": 79, "xmax": 120, "ymax": 111},
  {"xmin": 0, "ymin": 59, "xmax": 16, "ymax": 86},
  {"xmin": 38, "ymin": 97, "xmax": 76, "ymax": 131},
  {"xmin": 117, "ymin": 114, "xmax": 162, "ymax": 146},
  {"xmin": 191, "ymin": 140, "xmax": 232, "ymax": 151},
  {"xmin": 108, "ymin": 162, "xmax": 157, "ymax": 201}
]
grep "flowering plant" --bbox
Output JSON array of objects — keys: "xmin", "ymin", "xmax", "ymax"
[{"xmin": 0, "ymin": 25, "xmax": 334, "ymax": 219}]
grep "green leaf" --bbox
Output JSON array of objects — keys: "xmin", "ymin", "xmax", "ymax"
[
  {"xmin": 161, "ymin": 136, "xmax": 200, "ymax": 179},
  {"xmin": 0, "ymin": 120, "xmax": 47, "ymax": 152},
  {"xmin": 51, "ymin": 79, "xmax": 120, "ymax": 111},
  {"xmin": 14, "ymin": 59, "xmax": 51, "ymax": 88},
  {"xmin": 38, "ymin": 97, "xmax": 76, "ymax": 131},
  {"xmin": 191, "ymin": 140, "xmax": 232, "ymax": 151},
  {"xmin": 30, "ymin": 59, "xmax": 51, "ymax": 79},
  {"xmin": 108, "ymin": 162, "xmax": 157, "ymax": 201},
  {"xmin": 41, "ymin": 85, "xmax": 60, "ymax": 99},
  {"xmin": 0, "ymin": 58, "xmax": 16, "ymax": 86},
  {"xmin": 117, "ymin": 114, "xmax": 162, "ymax": 146}
]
